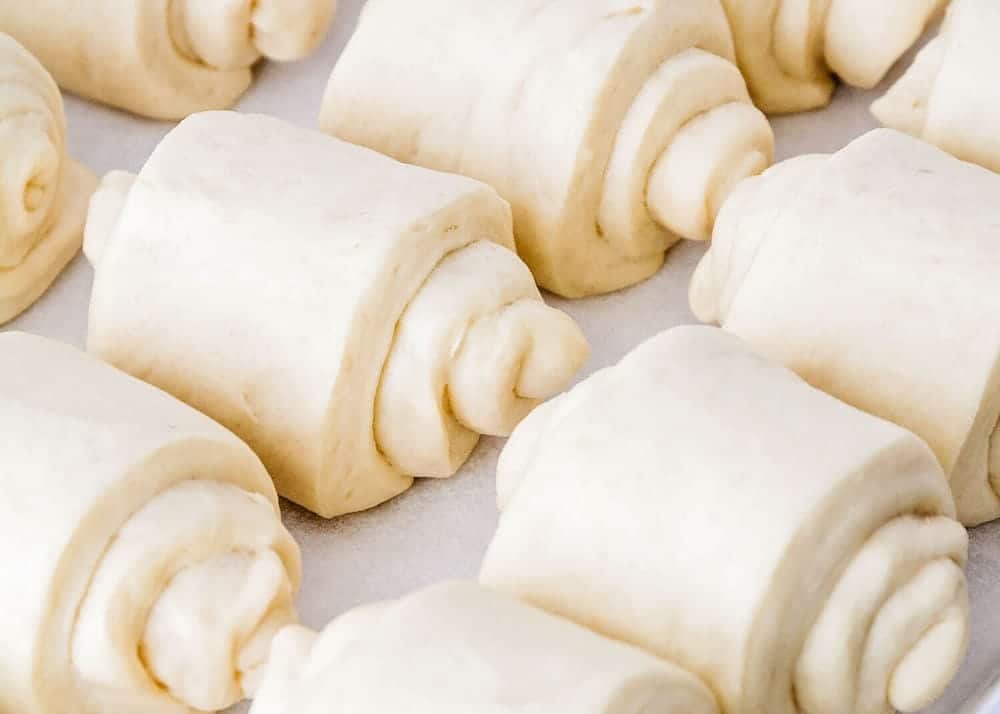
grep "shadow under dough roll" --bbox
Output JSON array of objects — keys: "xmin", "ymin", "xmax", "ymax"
[
  {"xmin": 0, "ymin": 332, "xmax": 300, "ymax": 714},
  {"xmin": 721, "ymin": 0, "xmax": 947, "ymax": 113},
  {"xmin": 321, "ymin": 0, "xmax": 773, "ymax": 298},
  {"xmin": 873, "ymin": 0, "xmax": 1000, "ymax": 173},
  {"xmin": 0, "ymin": 0, "xmax": 337, "ymax": 119},
  {"xmin": 693, "ymin": 129, "xmax": 1000, "ymax": 525},
  {"xmin": 85, "ymin": 111, "xmax": 588, "ymax": 518},
  {"xmin": 0, "ymin": 33, "xmax": 94, "ymax": 324},
  {"xmin": 481, "ymin": 326, "xmax": 968, "ymax": 714},
  {"xmin": 250, "ymin": 581, "xmax": 719, "ymax": 714}
]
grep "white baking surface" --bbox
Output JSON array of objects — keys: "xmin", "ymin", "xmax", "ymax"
[{"xmin": 5, "ymin": 2, "xmax": 999, "ymax": 712}]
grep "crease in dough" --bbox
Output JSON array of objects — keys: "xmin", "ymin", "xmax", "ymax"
[
  {"xmin": 0, "ymin": 332, "xmax": 301, "ymax": 714},
  {"xmin": 250, "ymin": 581, "xmax": 720, "ymax": 714},
  {"xmin": 481, "ymin": 325, "xmax": 968, "ymax": 714},
  {"xmin": 0, "ymin": 32, "xmax": 95, "ymax": 324},
  {"xmin": 0, "ymin": 0, "xmax": 337, "ymax": 119},
  {"xmin": 321, "ymin": 0, "xmax": 773, "ymax": 298},
  {"xmin": 873, "ymin": 0, "xmax": 1000, "ymax": 173},
  {"xmin": 86, "ymin": 111, "xmax": 587, "ymax": 518},
  {"xmin": 720, "ymin": 0, "xmax": 948, "ymax": 113},
  {"xmin": 692, "ymin": 129, "xmax": 1000, "ymax": 525}
]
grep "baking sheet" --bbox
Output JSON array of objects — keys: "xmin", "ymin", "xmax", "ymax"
[{"xmin": 5, "ymin": 1, "xmax": 999, "ymax": 711}]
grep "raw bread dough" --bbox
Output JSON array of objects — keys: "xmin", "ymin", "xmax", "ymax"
[
  {"xmin": 320, "ymin": 0, "xmax": 773, "ymax": 298},
  {"xmin": 481, "ymin": 326, "xmax": 968, "ymax": 714},
  {"xmin": 0, "ymin": 33, "xmax": 94, "ymax": 324},
  {"xmin": 0, "ymin": 332, "xmax": 300, "ymax": 714},
  {"xmin": 0, "ymin": 0, "xmax": 337, "ymax": 119},
  {"xmin": 86, "ymin": 111, "xmax": 588, "ymax": 518},
  {"xmin": 873, "ymin": 0, "xmax": 1000, "ymax": 173},
  {"xmin": 722, "ymin": 0, "xmax": 947, "ymax": 114},
  {"xmin": 250, "ymin": 581, "xmax": 719, "ymax": 714},
  {"xmin": 692, "ymin": 129, "xmax": 1000, "ymax": 525}
]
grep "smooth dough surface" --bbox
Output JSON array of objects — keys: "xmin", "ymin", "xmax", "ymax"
[
  {"xmin": 0, "ymin": 32, "xmax": 94, "ymax": 324},
  {"xmin": 721, "ymin": 0, "xmax": 947, "ymax": 113},
  {"xmin": 481, "ymin": 326, "xmax": 968, "ymax": 714},
  {"xmin": 321, "ymin": 0, "xmax": 772, "ymax": 297},
  {"xmin": 251, "ymin": 581, "xmax": 719, "ymax": 714},
  {"xmin": 0, "ymin": 0, "xmax": 336, "ymax": 119},
  {"xmin": 692, "ymin": 129, "xmax": 1000, "ymax": 525},
  {"xmin": 873, "ymin": 0, "xmax": 1000, "ymax": 173},
  {"xmin": 0, "ymin": 332, "xmax": 300, "ymax": 714},
  {"xmin": 86, "ymin": 111, "xmax": 587, "ymax": 518}
]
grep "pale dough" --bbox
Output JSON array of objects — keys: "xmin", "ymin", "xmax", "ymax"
[
  {"xmin": 0, "ymin": 33, "xmax": 94, "ymax": 324},
  {"xmin": 692, "ymin": 129, "xmax": 1000, "ymax": 525},
  {"xmin": 721, "ymin": 0, "xmax": 947, "ymax": 113},
  {"xmin": 0, "ymin": 332, "xmax": 300, "ymax": 714},
  {"xmin": 250, "ymin": 581, "xmax": 719, "ymax": 714},
  {"xmin": 481, "ymin": 326, "xmax": 968, "ymax": 714},
  {"xmin": 86, "ymin": 111, "xmax": 588, "ymax": 518},
  {"xmin": 320, "ymin": 0, "xmax": 772, "ymax": 298},
  {"xmin": 0, "ymin": 0, "xmax": 337, "ymax": 120},
  {"xmin": 873, "ymin": 0, "xmax": 1000, "ymax": 173}
]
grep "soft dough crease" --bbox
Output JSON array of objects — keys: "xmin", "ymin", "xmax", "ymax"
[
  {"xmin": 0, "ymin": 33, "xmax": 94, "ymax": 324},
  {"xmin": 86, "ymin": 112, "xmax": 587, "ymax": 518},
  {"xmin": 481, "ymin": 326, "xmax": 968, "ymax": 714},
  {"xmin": 691, "ymin": 129, "xmax": 1000, "ymax": 525},
  {"xmin": 0, "ymin": 0, "xmax": 337, "ymax": 119},
  {"xmin": 0, "ymin": 332, "xmax": 301, "ymax": 714},
  {"xmin": 321, "ymin": 0, "xmax": 773, "ymax": 297}
]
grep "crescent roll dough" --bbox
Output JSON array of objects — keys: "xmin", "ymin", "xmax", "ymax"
[
  {"xmin": 722, "ymin": 0, "xmax": 947, "ymax": 113},
  {"xmin": 0, "ymin": 0, "xmax": 337, "ymax": 120},
  {"xmin": 0, "ymin": 33, "xmax": 94, "ymax": 324},
  {"xmin": 481, "ymin": 326, "xmax": 968, "ymax": 714},
  {"xmin": 85, "ymin": 111, "xmax": 587, "ymax": 518},
  {"xmin": 692, "ymin": 129, "xmax": 1000, "ymax": 525},
  {"xmin": 0, "ymin": 332, "xmax": 301, "ymax": 714},
  {"xmin": 251, "ymin": 581, "xmax": 719, "ymax": 714},
  {"xmin": 320, "ymin": 0, "xmax": 773, "ymax": 298},
  {"xmin": 873, "ymin": 0, "xmax": 1000, "ymax": 173}
]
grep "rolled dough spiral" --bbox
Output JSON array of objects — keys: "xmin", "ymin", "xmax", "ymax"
[
  {"xmin": 692, "ymin": 129, "xmax": 1000, "ymax": 525},
  {"xmin": 0, "ymin": 0, "xmax": 337, "ymax": 120},
  {"xmin": 481, "ymin": 326, "xmax": 968, "ymax": 714},
  {"xmin": 250, "ymin": 581, "xmax": 719, "ymax": 714},
  {"xmin": 873, "ymin": 0, "xmax": 1000, "ymax": 173},
  {"xmin": 0, "ymin": 33, "xmax": 94, "ymax": 324},
  {"xmin": 320, "ymin": 0, "xmax": 773, "ymax": 298},
  {"xmin": 721, "ymin": 0, "xmax": 948, "ymax": 113},
  {"xmin": 85, "ymin": 112, "xmax": 587, "ymax": 518},
  {"xmin": 0, "ymin": 332, "xmax": 300, "ymax": 714}
]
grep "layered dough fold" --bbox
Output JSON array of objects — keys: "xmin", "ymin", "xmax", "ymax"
[
  {"xmin": 321, "ymin": 0, "xmax": 773, "ymax": 298},
  {"xmin": 692, "ymin": 129, "xmax": 1000, "ymax": 525},
  {"xmin": 481, "ymin": 326, "xmax": 968, "ymax": 714},
  {"xmin": 251, "ymin": 581, "xmax": 719, "ymax": 714},
  {"xmin": 0, "ymin": 33, "xmax": 94, "ymax": 324},
  {"xmin": 86, "ymin": 111, "xmax": 587, "ymax": 518},
  {"xmin": 721, "ymin": 0, "xmax": 947, "ymax": 113},
  {"xmin": 873, "ymin": 0, "xmax": 1000, "ymax": 173},
  {"xmin": 0, "ymin": 332, "xmax": 300, "ymax": 714},
  {"xmin": 0, "ymin": 0, "xmax": 337, "ymax": 120}
]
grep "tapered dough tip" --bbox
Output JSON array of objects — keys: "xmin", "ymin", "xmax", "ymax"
[
  {"xmin": 0, "ymin": 122, "xmax": 60, "ymax": 251},
  {"xmin": 515, "ymin": 303, "xmax": 590, "ymax": 400},
  {"xmin": 84, "ymin": 170, "xmax": 136, "ymax": 266},
  {"xmin": 251, "ymin": 0, "xmax": 339, "ymax": 62},
  {"xmin": 890, "ymin": 603, "xmax": 969, "ymax": 712}
]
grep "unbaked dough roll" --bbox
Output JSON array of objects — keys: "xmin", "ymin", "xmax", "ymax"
[
  {"xmin": 86, "ymin": 111, "xmax": 587, "ymax": 518},
  {"xmin": 320, "ymin": 0, "xmax": 773, "ymax": 298},
  {"xmin": 722, "ymin": 0, "xmax": 947, "ymax": 114},
  {"xmin": 0, "ymin": 332, "xmax": 301, "ymax": 714},
  {"xmin": 481, "ymin": 326, "xmax": 969, "ymax": 714},
  {"xmin": 692, "ymin": 129, "xmax": 1000, "ymax": 525},
  {"xmin": 0, "ymin": 33, "xmax": 94, "ymax": 324},
  {"xmin": 0, "ymin": 0, "xmax": 337, "ymax": 120},
  {"xmin": 873, "ymin": 0, "xmax": 1000, "ymax": 173},
  {"xmin": 251, "ymin": 581, "xmax": 718, "ymax": 714}
]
